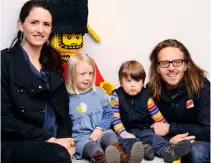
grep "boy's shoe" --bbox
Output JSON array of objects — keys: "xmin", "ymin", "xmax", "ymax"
[
  {"xmin": 104, "ymin": 145, "xmax": 120, "ymax": 163},
  {"xmin": 128, "ymin": 142, "xmax": 145, "ymax": 163},
  {"xmin": 91, "ymin": 150, "xmax": 105, "ymax": 163},
  {"xmin": 112, "ymin": 142, "xmax": 144, "ymax": 163},
  {"xmin": 163, "ymin": 140, "xmax": 192, "ymax": 163},
  {"xmin": 142, "ymin": 143, "xmax": 154, "ymax": 160},
  {"xmin": 112, "ymin": 142, "xmax": 130, "ymax": 162}
]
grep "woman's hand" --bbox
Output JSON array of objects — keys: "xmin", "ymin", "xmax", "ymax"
[
  {"xmin": 151, "ymin": 122, "xmax": 170, "ymax": 136},
  {"xmin": 169, "ymin": 132, "xmax": 196, "ymax": 144},
  {"xmin": 68, "ymin": 144, "xmax": 76, "ymax": 156},
  {"xmin": 46, "ymin": 137, "xmax": 57, "ymax": 143},
  {"xmin": 89, "ymin": 128, "xmax": 103, "ymax": 142}
]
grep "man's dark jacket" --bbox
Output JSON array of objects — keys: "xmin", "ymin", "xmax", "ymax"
[
  {"xmin": 1, "ymin": 42, "xmax": 72, "ymax": 149},
  {"xmin": 153, "ymin": 79, "xmax": 210, "ymax": 142}
]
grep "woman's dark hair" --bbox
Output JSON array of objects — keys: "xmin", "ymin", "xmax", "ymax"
[
  {"xmin": 11, "ymin": 0, "xmax": 52, "ymax": 45},
  {"xmin": 10, "ymin": 0, "xmax": 63, "ymax": 77},
  {"xmin": 40, "ymin": 34, "xmax": 64, "ymax": 77}
]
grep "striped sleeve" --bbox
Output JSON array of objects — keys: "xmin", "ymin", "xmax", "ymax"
[
  {"xmin": 110, "ymin": 91, "xmax": 126, "ymax": 135},
  {"xmin": 147, "ymin": 98, "xmax": 167, "ymax": 123}
]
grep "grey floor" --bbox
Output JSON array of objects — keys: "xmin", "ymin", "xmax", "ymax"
[{"xmin": 72, "ymin": 157, "xmax": 164, "ymax": 163}]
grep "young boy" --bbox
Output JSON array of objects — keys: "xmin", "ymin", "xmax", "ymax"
[{"xmin": 111, "ymin": 60, "xmax": 192, "ymax": 163}]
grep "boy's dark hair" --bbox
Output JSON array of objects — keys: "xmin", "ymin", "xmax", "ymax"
[{"xmin": 118, "ymin": 60, "xmax": 146, "ymax": 84}]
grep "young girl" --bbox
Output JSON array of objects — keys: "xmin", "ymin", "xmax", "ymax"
[{"xmin": 66, "ymin": 54, "xmax": 144, "ymax": 163}]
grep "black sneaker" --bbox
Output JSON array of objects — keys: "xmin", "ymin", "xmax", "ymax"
[
  {"xmin": 142, "ymin": 143, "xmax": 154, "ymax": 160},
  {"xmin": 163, "ymin": 140, "xmax": 192, "ymax": 163}
]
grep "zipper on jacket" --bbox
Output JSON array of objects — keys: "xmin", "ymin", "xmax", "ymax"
[{"xmin": 131, "ymin": 98, "xmax": 135, "ymax": 119}]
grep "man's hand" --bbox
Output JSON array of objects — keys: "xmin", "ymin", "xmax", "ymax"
[
  {"xmin": 169, "ymin": 132, "xmax": 196, "ymax": 144},
  {"xmin": 151, "ymin": 122, "xmax": 170, "ymax": 136},
  {"xmin": 120, "ymin": 131, "xmax": 136, "ymax": 139},
  {"xmin": 89, "ymin": 128, "xmax": 103, "ymax": 142}
]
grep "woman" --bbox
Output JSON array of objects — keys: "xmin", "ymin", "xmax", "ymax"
[
  {"xmin": 1, "ymin": 0, "xmax": 74, "ymax": 162},
  {"xmin": 148, "ymin": 39, "xmax": 210, "ymax": 163}
]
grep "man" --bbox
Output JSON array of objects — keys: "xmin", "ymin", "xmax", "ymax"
[{"xmin": 148, "ymin": 39, "xmax": 210, "ymax": 163}]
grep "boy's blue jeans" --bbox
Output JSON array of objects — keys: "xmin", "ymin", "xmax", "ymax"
[
  {"xmin": 128, "ymin": 128, "xmax": 170, "ymax": 158},
  {"xmin": 129, "ymin": 128, "xmax": 210, "ymax": 162}
]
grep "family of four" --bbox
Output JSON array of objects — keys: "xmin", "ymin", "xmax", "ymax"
[{"xmin": 1, "ymin": 0, "xmax": 210, "ymax": 163}]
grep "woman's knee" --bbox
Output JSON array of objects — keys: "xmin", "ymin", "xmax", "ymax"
[
  {"xmin": 2, "ymin": 141, "xmax": 72, "ymax": 163},
  {"xmin": 51, "ymin": 144, "xmax": 72, "ymax": 163}
]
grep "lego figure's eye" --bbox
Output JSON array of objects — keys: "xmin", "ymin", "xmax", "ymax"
[
  {"xmin": 76, "ymin": 35, "xmax": 80, "ymax": 39},
  {"xmin": 67, "ymin": 35, "xmax": 71, "ymax": 40}
]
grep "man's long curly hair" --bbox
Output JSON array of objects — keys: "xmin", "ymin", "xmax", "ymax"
[{"xmin": 148, "ymin": 39, "xmax": 207, "ymax": 102}]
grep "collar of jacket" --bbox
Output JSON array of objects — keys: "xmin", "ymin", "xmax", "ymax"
[
  {"xmin": 119, "ymin": 87, "xmax": 146, "ymax": 102},
  {"xmin": 11, "ymin": 42, "xmax": 64, "ymax": 95},
  {"xmin": 160, "ymin": 79, "xmax": 186, "ymax": 103}
]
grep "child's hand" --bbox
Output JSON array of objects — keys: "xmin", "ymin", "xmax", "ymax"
[
  {"xmin": 120, "ymin": 131, "xmax": 136, "ymax": 138},
  {"xmin": 89, "ymin": 128, "xmax": 103, "ymax": 142}
]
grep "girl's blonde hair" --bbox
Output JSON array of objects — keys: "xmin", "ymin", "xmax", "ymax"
[{"xmin": 66, "ymin": 53, "xmax": 96, "ymax": 94}]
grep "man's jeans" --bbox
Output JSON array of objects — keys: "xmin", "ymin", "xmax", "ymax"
[
  {"xmin": 129, "ymin": 128, "xmax": 170, "ymax": 157},
  {"xmin": 182, "ymin": 141, "xmax": 210, "ymax": 163}
]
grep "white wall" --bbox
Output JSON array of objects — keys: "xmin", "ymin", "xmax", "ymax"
[{"xmin": 1, "ymin": 0, "xmax": 210, "ymax": 87}]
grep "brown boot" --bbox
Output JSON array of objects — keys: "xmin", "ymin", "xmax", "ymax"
[
  {"xmin": 91, "ymin": 150, "xmax": 105, "ymax": 163},
  {"xmin": 112, "ymin": 142, "xmax": 144, "ymax": 163},
  {"xmin": 112, "ymin": 142, "xmax": 130, "ymax": 162}
]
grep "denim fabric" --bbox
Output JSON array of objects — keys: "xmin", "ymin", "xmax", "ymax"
[
  {"xmin": 43, "ymin": 104, "xmax": 57, "ymax": 137},
  {"xmin": 129, "ymin": 128, "xmax": 170, "ymax": 157},
  {"xmin": 182, "ymin": 141, "xmax": 210, "ymax": 163},
  {"xmin": 118, "ymin": 136, "xmax": 140, "ymax": 153},
  {"xmin": 69, "ymin": 87, "xmax": 113, "ymax": 159}
]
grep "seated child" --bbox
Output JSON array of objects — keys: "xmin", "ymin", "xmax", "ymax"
[
  {"xmin": 66, "ymin": 54, "xmax": 145, "ymax": 163},
  {"xmin": 111, "ymin": 60, "xmax": 192, "ymax": 163}
]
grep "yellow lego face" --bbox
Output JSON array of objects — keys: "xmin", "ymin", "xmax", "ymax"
[{"xmin": 50, "ymin": 33, "xmax": 83, "ymax": 62}]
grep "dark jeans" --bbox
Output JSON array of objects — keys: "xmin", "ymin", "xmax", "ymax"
[
  {"xmin": 129, "ymin": 128, "xmax": 170, "ymax": 158},
  {"xmin": 182, "ymin": 141, "xmax": 210, "ymax": 163},
  {"xmin": 1, "ymin": 141, "xmax": 72, "ymax": 163}
]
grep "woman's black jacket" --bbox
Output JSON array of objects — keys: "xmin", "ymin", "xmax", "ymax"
[{"xmin": 1, "ymin": 42, "xmax": 72, "ymax": 149}]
